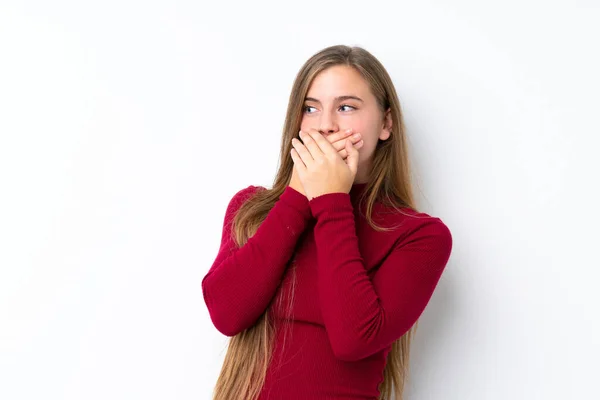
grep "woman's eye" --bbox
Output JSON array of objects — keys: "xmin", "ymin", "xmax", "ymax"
[{"xmin": 303, "ymin": 104, "xmax": 356, "ymax": 114}]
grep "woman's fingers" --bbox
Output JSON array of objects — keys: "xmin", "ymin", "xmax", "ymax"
[
  {"xmin": 304, "ymin": 128, "xmax": 339, "ymax": 157},
  {"xmin": 338, "ymin": 139, "xmax": 364, "ymax": 159},
  {"xmin": 331, "ymin": 131, "xmax": 363, "ymax": 159},
  {"xmin": 296, "ymin": 128, "xmax": 362, "ymax": 159},
  {"xmin": 331, "ymin": 132, "xmax": 362, "ymax": 153},
  {"xmin": 291, "ymin": 137, "xmax": 314, "ymax": 168},
  {"xmin": 299, "ymin": 129, "xmax": 326, "ymax": 159},
  {"xmin": 326, "ymin": 129, "xmax": 354, "ymax": 144}
]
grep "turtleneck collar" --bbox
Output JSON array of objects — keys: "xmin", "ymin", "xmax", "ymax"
[{"xmin": 349, "ymin": 182, "xmax": 368, "ymax": 203}]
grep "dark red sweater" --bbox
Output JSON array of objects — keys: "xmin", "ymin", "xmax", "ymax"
[{"xmin": 202, "ymin": 183, "xmax": 453, "ymax": 399}]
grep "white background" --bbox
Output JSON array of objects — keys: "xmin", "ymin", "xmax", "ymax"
[{"xmin": 1, "ymin": 0, "xmax": 598, "ymax": 399}]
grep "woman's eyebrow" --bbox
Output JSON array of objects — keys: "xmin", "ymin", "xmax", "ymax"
[{"xmin": 304, "ymin": 95, "xmax": 364, "ymax": 103}]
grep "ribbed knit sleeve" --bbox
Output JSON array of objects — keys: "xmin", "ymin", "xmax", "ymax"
[
  {"xmin": 202, "ymin": 185, "xmax": 312, "ymax": 336},
  {"xmin": 308, "ymin": 192, "xmax": 453, "ymax": 362}
]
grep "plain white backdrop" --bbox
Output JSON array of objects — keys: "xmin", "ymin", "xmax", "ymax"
[{"xmin": 1, "ymin": 0, "xmax": 598, "ymax": 398}]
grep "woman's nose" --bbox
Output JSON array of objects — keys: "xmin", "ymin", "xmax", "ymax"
[{"xmin": 319, "ymin": 115, "xmax": 338, "ymax": 135}]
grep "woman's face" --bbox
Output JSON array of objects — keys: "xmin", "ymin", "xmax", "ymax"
[{"xmin": 300, "ymin": 65, "xmax": 392, "ymax": 182}]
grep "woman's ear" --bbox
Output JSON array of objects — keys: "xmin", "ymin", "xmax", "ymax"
[{"xmin": 379, "ymin": 108, "xmax": 392, "ymax": 141}]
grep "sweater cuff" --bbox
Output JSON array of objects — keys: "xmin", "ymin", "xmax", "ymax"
[
  {"xmin": 308, "ymin": 192, "xmax": 354, "ymax": 219},
  {"xmin": 280, "ymin": 186, "xmax": 312, "ymax": 220}
]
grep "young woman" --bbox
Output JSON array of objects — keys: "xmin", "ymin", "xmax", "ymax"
[{"xmin": 202, "ymin": 44, "xmax": 453, "ymax": 400}]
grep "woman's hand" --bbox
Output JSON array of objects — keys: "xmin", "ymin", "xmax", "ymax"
[
  {"xmin": 326, "ymin": 129, "xmax": 363, "ymax": 159},
  {"xmin": 288, "ymin": 129, "xmax": 363, "ymax": 196},
  {"xmin": 290, "ymin": 128, "xmax": 360, "ymax": 201}
]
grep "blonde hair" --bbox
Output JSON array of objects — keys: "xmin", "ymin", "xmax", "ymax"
[{"xmin": 212, "ymin": 44, "xmax": 420, "ymax": 400}]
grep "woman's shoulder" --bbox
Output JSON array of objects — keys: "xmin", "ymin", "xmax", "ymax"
[
  {"xmin": 226, "ymin": 184, "xmax": 268, "ymax": 209},
  {"xmin": 372, "ymin": 203, "xmax": 452, "ymax": 240},
  {"xmin": 233, "ymin": 184, "xmax": 267, "ymax": 197}
]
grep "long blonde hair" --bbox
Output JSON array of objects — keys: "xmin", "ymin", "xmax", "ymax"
[{"xmin": 212, "ymin": 44, "xmax": 420, "ymax": 400}]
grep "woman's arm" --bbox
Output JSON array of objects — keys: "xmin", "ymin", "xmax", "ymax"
[
  {"xmin": 309, "ymin": 193, "xmax": 453, "ymax": 362},
  {"xmin": 202, "ymin": 185, "xmax": 312, "ymax": 336}
]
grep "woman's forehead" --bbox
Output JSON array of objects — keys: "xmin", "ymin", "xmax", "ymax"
[{"xmin": 307, "ymin": 66, "xmax": 371, "ymax": 100}]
